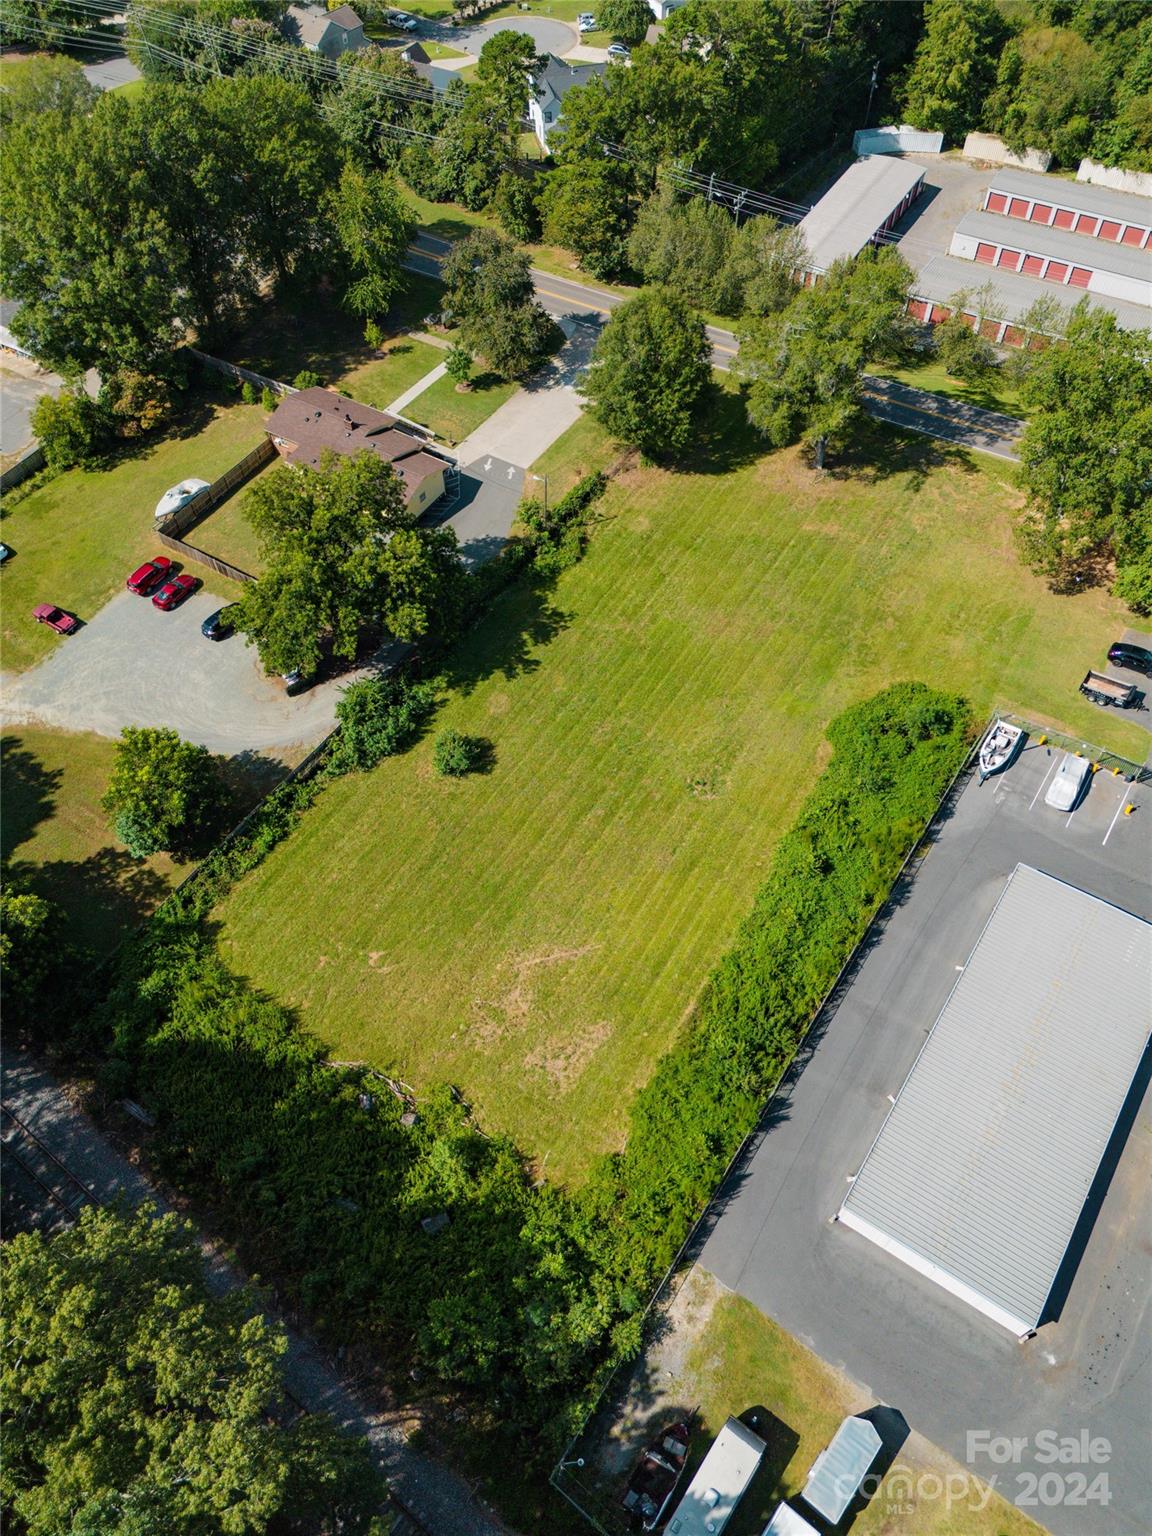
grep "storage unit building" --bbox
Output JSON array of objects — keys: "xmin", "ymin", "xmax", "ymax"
[
  {"xmin": 949, "ymin": 210, "xmax": 1152, "ymax": 306},
  {"xmin": 796, "ymin": 156, "xmax": 924, "ymax": 276},
  {"xmin": 982, "ymin": 168, "xmax": 1152, "ymax": 249},
  {"xmin": 838, "ymin": 865, "xmax": 1152, "ymax": 1339},
  {"xmin": 906, "ymin": 253, "xmax": 1152, "ymax": 341}
]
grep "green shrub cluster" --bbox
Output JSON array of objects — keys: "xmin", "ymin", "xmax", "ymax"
[
  {"xmin": 517, "ymin": 471, "xmax": 607, "ymax": 575},
  {"xmin": 96, "ymin": 682, "xmax": 971, "ymax": 1454},
  {"xmin": 327, "ymin": 673, "xmax": 438, "ymax": 775}
]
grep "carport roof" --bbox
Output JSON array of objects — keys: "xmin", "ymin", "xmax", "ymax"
[{"xmin": 839, "ymin": 864, "xmax": 1152, "ymax": 1337}]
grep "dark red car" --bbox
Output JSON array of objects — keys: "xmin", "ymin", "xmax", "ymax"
[
  {"xmin": 126, "ymin": 556, "xmax": 173, "ymax": 595},
  {"xmin": 32, "ymin": 603, "xmax": 78, "ymax": 634},
  {"xmin": 152, "ymin": 572, "xmax": 198, "ymax": 610}
]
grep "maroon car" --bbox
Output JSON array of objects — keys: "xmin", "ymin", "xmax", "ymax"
[
  {"xmin": 152, "ymin": 572, "xmax": 198, "ymax": 611},
  {"xmin": 32, "ymin": 603, "xmax": 78, "ymax": 634},
  {"xmin": 126, "ymin": 556, "xmax": 173, "ymax": 595}
]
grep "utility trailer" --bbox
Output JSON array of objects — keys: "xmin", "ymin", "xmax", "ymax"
[{"xmin": 1079, "ymin": 670, "xmax": 1139, "ymax": 708}]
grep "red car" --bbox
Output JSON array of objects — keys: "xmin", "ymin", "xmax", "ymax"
[
  {"xmin": 33, "ymin": 603, "xmax": 78, "ymax": 634},
  {"xmin": 152, "ymin": 572, "xmax": 198, "ymax": 610},
  {"xmin": 126, "ymin": 556, "xmax": 173, "ymax": 595}
]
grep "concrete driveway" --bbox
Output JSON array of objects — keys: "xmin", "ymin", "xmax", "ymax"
[
  {"xmin": 1, "ymin": 350, "xmax": 63, "ymax": 460},
  {"xmin": 2, "ymin": 588, "xmax": 345, "ymax": 758},
  {"xmin": 81, "ymin": 52, "xmax": 142, "ymax": 92}
]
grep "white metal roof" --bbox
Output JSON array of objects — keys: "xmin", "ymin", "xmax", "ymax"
[
  {"xmin": 955, "ymin": 209, "xmax": 1152, "ymax": 283},
  {"xmin": 801, "ymin": 1416, "xmax": 883, "ymax": 1522},
  {"xmin": 666, "ymin": 1417, "xmax": 766, "ymax": 1536},
  {"xmin": 912, "ymin": 254, "xmax": 1152, "ymax": 331},
  {"xmin": 839, "ymin": 865, "xmax": 1152, "ymax": 1338},
  {"xmin": 797, "ymin": 156, "xmax": 924, "ymax": 272},
  {"xmin": 762, "ymin": 1503, "xmax": 820, "ymax": 1536},
  {"xmin": 987, "ymin": 167, "xmax": 1152, "ymax": 227}
]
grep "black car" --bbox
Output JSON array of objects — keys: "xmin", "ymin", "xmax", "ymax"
[
  {"xmin": 201, "ymin": 604, "xmax": 239, "ymax": 640},
  {"xmin": 1107, "ymin": 641, "xmax": 1152, "ymax": 674}
]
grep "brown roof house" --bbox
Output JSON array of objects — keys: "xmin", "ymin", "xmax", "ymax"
[
  {"xmin": 266, "ymin": 387, "xmax": 453, "ymax": 515},
  {"xmin": 283, "ymin": 4, "xmax": 367, "ymax": 60}
]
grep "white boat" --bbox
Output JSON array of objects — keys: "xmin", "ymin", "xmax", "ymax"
[{"xmin": 979, "ymin": 719, "xmax": 1025, "ymax": 778}]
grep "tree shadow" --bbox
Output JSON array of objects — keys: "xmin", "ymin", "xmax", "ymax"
[
  {"xmin": 438, "ymin": 570, "xmax": 571, "ymax": 697},
  {"xmin": 0, "ymin": 737, "xmax": 63, "ymax": 863},
  {"xmin": 682, "ymin": 383, "xmax": 773, "ymax": 476},
  {"xmin": 5, "ymin": 847, "xmax": 171, "ymax": 954},
  {"xmin": 827, "ymin": 417, "xmax": 979, "ymax": 491}
]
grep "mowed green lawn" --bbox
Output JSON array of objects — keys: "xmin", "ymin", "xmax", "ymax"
[
  {"xmin": 402, "ymin": 370, "xmax": 519, "ymax": 445},
  {"xmin": 1, "ymin": 395, "xmax": 265, "ymax": 674},
  {"xmin": 1, "ymin": 726, "xmax": 178, "ymax": 953},
  {"xmin": 217, "ymin": 414, "xmax": 1146, "ymax": 1183}
]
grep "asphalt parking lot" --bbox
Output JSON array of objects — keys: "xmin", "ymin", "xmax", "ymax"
[
  {"xmin": 2, "ymin": 587, "xmax": 346, "ymax": 758},
  {"xmin": 698, "ymin": 737, "xmax": 1151, "ymax": 1536}
]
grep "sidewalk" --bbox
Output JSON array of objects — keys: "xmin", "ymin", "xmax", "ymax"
[{"xmin": 0, "ymin": 1041, "xmax": 511, "ymax": 1536}]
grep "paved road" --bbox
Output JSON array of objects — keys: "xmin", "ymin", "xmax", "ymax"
[
  {"xmin": 406, "ymin": 234, "xmax": 1025, "ymax": 461},
  {"xmin": 448, "ymin": 14, "xmax": 576, "ymax": 58},
  {"xmin": 697, "ymin": 751, "xmax": 1151, "ymax": 1536},
  {"xmin": 80, "ymin": 51, "xmax": 142, "ymax": 91},
  {"xmin": 0, "ymin": 1041, "xmax": 510, "ymax": 1536}
]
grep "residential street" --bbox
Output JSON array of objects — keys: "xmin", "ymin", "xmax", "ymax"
[
  {"xmin": 405, "ymin": 233, "xmax": 1025, "ymax": 462},
  {"xmin": 0, "ymin": 1041, "xmax": 511, "ymax": 1536}
]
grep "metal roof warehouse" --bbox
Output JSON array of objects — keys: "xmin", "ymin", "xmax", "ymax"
[
  {"xmin": 838, "ymin": 864, "xmax": 1152, "ymax": 1339},
  {"xmin": 796, "ymin": 155, "xmax": 924, "ymax": 274}
]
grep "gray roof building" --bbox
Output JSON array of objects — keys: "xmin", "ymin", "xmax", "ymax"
[
  {"xmin": 801, "ymin": 1416, "xmax": 883, "ymax": 1523},
  {"xmin": 528, "ymin": 55, "xmax": 606, "ymax": 152},
  {"xmin": 952, "ymin": 209, "xmax": 1152, "ymax": 286},
  {"xmin": 284, "ymin": 4, "xmax": 367, "ymax": 60},
  {"xmin": 796, "ymin": 155, "xmax": 925, "ymax": 274},
  {"xmin": 984, "ymin": 166, "xmax": 1152, "ymax": 233},
  {"xmin": 838, "ymin": 864, "xmax": 1152, "ymax": 1339}
]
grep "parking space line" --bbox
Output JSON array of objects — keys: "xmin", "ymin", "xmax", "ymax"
[
  {"xmin": 1103, "ymin": 783, "xmax": 1133, "ymax": 847},
  {"xmin": 1028, "ymin": 755, "xmax": 1059, "ymax": 810}
]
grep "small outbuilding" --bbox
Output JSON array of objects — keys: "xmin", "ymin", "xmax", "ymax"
[
  {"xmin": 761, "ymin": 1502, "xmax": 820, "ymax": 1536},
  {"xmin": 800, "ymin": 1415, "xmax": 883, "ymax": 1524}
]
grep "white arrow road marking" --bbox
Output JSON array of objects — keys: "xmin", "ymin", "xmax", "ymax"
[
  {"xmin": 507, "ymin": 465, "xmax": 515, "ymax": 478},
  {"xmin": 483, "ymin": 457, "xmax": 493, "ymax": 472}
]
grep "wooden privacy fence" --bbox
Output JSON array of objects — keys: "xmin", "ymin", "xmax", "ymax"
[
  {"xmin": 187, "ymin": 346, "xmax": 295, "ymax": 398},
  {"xmin": 155, "ymin": 532, "xmax": 255, "ymax": 585},
  {"xmin": 158, "ymin": 437, "xmax": 276, "ymax": 538}
]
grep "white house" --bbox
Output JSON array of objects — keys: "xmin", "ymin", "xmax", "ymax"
[
  {"xmin": 284, "ymin": 4, "xmax": 367, "ymax": 61},
  {"xmin": 647, "ymin": 0, "xmax": 685, "ymax": 18},
  {"xmin": 528, "ymin": 55, "xmax": 606, "ymax": 153}
]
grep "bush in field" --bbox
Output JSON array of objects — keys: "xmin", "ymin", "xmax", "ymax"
[
  {"xmin": 329, "ymin": 672, "xmax": 438, "ymax": 773},
  {"xmin": 433, "ymin": 728, "xmax": 485, "ymax": 777},
  {"xmin": 935, "ymin": 314, "xmax": 996, "ymax": 381},
  {"xmin": 102, "ymin": 726, "xmax": 225, "ymax": 858},
  {"xmin": 444, "ymin": 344, "xmax": 474, "ymax": 389},
  {"xmin": 293, "ymin": 368, "xmax": 323, "ymax": 390},
  {"xmin": 30, "ymin": 388, "xmax": 107, "ymax": 469},
  {"xmin": 518, "ymin": 470, "xmax": 607, "ymax": 574}
]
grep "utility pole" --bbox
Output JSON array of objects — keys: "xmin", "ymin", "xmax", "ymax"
[{"xmin": 864, "ymin": 58, "xmax": 879, "ymax": 129}]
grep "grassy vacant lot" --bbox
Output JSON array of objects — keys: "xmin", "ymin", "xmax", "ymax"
[
  {"xmin": 1, "ymin": 393, "xmax": 264, "ymax": 674},
  {"xmin": 402, "ymin": 370, "xmax": 519, "ymax": 444},
  {"xmin": 216, "ymin": 402, "xmax": 1145, "ymax": 1184},
  {"xmin": 678, "ymin": 1276, "xmax": 1040, "ymax": 1536},
  {"xmin": 1, "ymin": 727, "xmax": 177, "ymax": 953}
]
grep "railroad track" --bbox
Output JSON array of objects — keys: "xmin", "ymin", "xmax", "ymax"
[{"xmin": 0, "ymin": 1101, "xmax": 96, "ymax": 1232}]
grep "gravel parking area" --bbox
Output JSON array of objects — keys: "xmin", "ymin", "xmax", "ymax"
[
  {"xmin": 2, "ymin": 588, "xmax": 345, "ymax": 758},
  {"xmin": 699, "ymin": 742, "xmax": 1151, "ymax": 1536}
]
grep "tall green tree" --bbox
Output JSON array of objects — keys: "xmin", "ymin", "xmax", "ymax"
[
  {"xmin": 597, "ymin": 0, "xmax": 653, "ymax": 45},
  {"xmin": 328, "ymin": 164, "xmax": 414, "ymax": 318},
  {"xmin": 581, "ymin": 286, "xmax": 710, "ymax": 461},
  {"xmin": 985, "ymin": 24, "xmax": 1111, "ymax": 164},
  {"xmin": 738, "ymin": 247, "xmax": 915, "ymax": 467},
  {"xmin": 236, "ymin": 451, "xmax": 465, "ymax": 674},
  {"xmin": 898, "ymin": 0, "xmax": 1007, "ymax": 143},
  {"xmin": 441, "ymin": 229, "xmax": 557, "ymax": 379},
  {"xmin": 1, "ymin": 1204, "xmax": 382, "ymax": 1536},
  {"xmin": 0, "ymin": 52, "xmax": 98, "ymax": 125},
  {"xmin": 102, "ymin": 727, "xmax": 225, "ymax": 858},
  {"xmin": 320, "ymin": 46, "xmax": 426, "ymax": 165},
  {"xmin": 539, "ymin": 159, "xmax": 631, "ymax": 279},
  {"xmin": 1016, "ymin": 309, "xmax": 1152, "ymax": 602}
]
